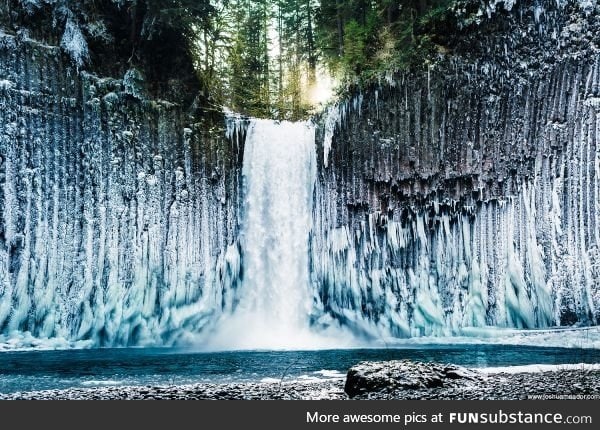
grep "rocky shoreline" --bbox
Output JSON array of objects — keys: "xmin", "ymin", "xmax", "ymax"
[{"xmin": 1, "ymin": 361, "xmax": 599, "ymax": 400}]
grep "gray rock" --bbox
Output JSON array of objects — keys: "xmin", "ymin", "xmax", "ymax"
[{"xmin": 344, "ymin": 360, "xmax": 481, "ymax": 398}]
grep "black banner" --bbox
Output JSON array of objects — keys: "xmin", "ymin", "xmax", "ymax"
[{"xmin": 0, "ymin": 400, "xmax": 597, "ymax": 430}]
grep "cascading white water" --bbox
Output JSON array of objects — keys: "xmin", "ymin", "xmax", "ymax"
[
  {"xmin": 240, "ymin": 119, "xmax": 315, "ymax": 324},
  {"xmin": 206, "ymin": 118, "xmax": 347, "ymax": 350}
]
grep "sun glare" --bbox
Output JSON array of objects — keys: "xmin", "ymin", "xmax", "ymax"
[{"xmin": 308, "ymin": 67, "xmax": 337, "ymax": 108}]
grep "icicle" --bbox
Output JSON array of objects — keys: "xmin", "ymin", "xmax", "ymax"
[{"xmin": 322, "ymin": 104, "xmax": 342, "ymax": 168}]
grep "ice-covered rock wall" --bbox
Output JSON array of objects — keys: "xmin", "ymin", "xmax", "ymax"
[
  {"xmin": 311, "ymin": 0, "xmax": 600, "ymax": 338},
  {"xmin": 0, "ymin": 30, "xmax": 243, "ymax": 346},
  {"xmin": 2, "ymin": 0, "xmax": 600, "ymax": 349}
]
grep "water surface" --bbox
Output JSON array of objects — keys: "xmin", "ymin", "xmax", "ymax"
[{"xmin": 0, "ymin": 344, "xmax": 597, "ymax": 394}]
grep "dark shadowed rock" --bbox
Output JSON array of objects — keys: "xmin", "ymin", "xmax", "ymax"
[{"xmin": 344, "ymin": 360, "xmax": 481, "ymax": 398}]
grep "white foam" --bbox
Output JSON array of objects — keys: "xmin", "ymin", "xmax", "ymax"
[
  {"xmin": 294, "ymin": 370, "xmax": 346, "ymax": 383},
  {"xmin": 80, "ymin": 380, "xmax": 124, "ymax": 386},
  {"xmin": 314, "ymin": 369, "xmax": 345, "ymax": 379},
  {"xmin": 259, "ymin": 377, "xmax": 281, "ymax": 384}
]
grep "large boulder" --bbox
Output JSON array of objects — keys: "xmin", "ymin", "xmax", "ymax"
[{"xmin": 344, "ymin": 360, "xmax": 481, "ymax": 398}]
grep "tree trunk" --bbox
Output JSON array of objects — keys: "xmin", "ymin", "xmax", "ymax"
[
  {"xmin": 336, "ymin": 0, "xmax": 344, "ymax": 56},
  {"xmin": 306, "ymin": 0, "xmax": 316, "ymax": 86}
]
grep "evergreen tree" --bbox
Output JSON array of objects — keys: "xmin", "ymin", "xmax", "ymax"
[
  {"xmin": 3, "ymin": 0, "xmax": 455, "ymax": 117},
  {"xmin": 227, "ymin": 0, "xmax": 272, "ymax": 117}
]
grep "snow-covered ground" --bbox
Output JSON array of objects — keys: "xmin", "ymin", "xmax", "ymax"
[
  {"xmin": 382, "ymin": 326, "xmax": 600, "ymax": 350},
  {"xmin": 0, "ymin": 332, "xmax": 94, "ymax": 352},
  {"xmin": 479, "ymin": 363, "xmax": 600, "ymax": 374}
]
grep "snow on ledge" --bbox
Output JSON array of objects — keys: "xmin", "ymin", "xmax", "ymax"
[
  {"xmin": 478, "ymin": 363, "xmax": 600, "ymax": 374},
  {"xmin": 0, "ymin": 332, "xmax": 94, "ymax": 352},
  {"xmin": 381, "ymin": 326, "xmax": 600, "ymax": 349}
]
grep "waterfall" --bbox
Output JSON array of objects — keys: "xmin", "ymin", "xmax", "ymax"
[
  {"xmin": 206, "ymin": 118, "xmax": 342, "ymax": 350},
  {"xmin": 240, "ymin": 119, "xmax": 315, "ymax": 329}
]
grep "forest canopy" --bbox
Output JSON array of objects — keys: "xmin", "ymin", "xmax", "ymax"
[{"xmin": 3, "ymin": 0, "xmax": 454, "ymax": 119}]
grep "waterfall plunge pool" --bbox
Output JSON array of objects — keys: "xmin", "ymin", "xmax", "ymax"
[{"xmin": 0, "ymin": 344, "xmax": 598, "ymax": 394}]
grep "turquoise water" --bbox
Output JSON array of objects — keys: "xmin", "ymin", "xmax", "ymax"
[{"xmin": 0, "ymin": 345, "xmax": 598, "ymax": 394}]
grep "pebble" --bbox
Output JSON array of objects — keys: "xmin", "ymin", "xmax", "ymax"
[{"xmin": 0, "ymin": 368, "xmax": 598, "ymax": 400}]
